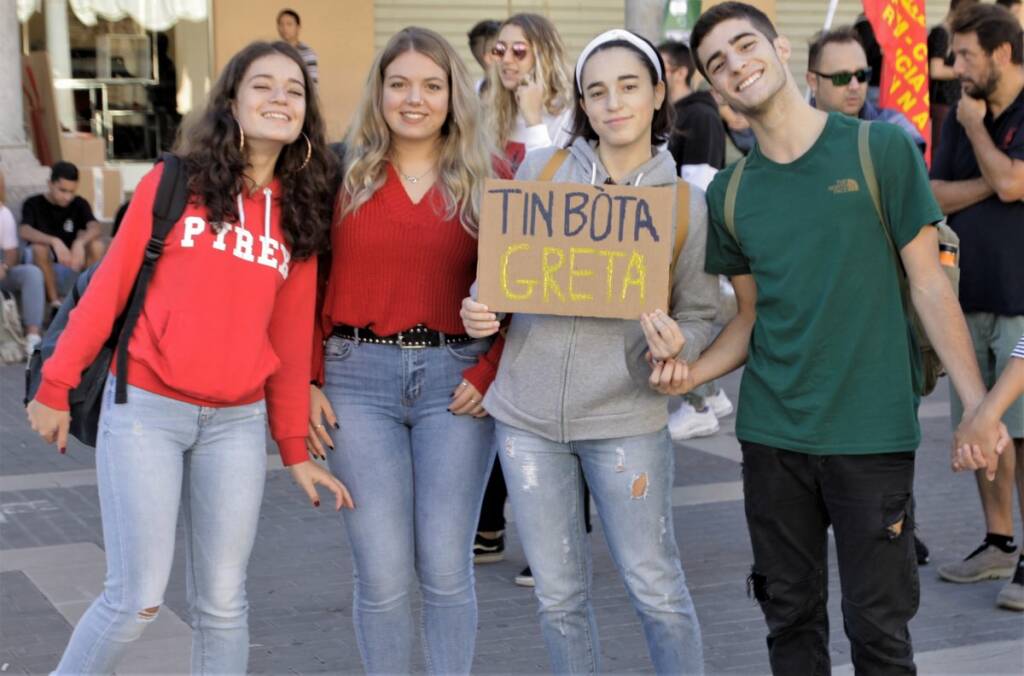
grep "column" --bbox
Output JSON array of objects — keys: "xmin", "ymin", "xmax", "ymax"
[{"xmin": 45, "ymin": 0, "xmax": 76, "ymax": 130}]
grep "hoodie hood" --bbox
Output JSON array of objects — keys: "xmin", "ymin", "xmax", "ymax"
[{"xmin": 565, "ymin": 137, "xmax": 679, "ymax": 188}]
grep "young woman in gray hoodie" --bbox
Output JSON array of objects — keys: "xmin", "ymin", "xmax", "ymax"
[{"xmin": 462, "ymin": 30, "xmax": 718, "ymax": 674}]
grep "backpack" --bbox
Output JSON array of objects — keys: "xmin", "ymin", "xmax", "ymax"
[
  {"xmin": 536, "ymin": 149, "xmax": 691, "ymax": 300},
  {"xmin": 24, "ymin": 153, "xmax": 189, "ymax": 446},
  {"xmin": 0, "ymin": 290, "xmax": 26, "ymax": 364},
  {"xmin": 721, "ymin": 120, "xmax": 960, "ymax": 396}
]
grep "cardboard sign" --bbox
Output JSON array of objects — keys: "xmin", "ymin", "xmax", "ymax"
[{"xmin": 477, "ymin": 179, "xmax": 675, "ymax": 319}]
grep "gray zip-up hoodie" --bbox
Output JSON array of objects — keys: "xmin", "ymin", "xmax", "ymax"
[{"xmin": 483, "ymin": 137, "xmax": 719, "ymax": 442}]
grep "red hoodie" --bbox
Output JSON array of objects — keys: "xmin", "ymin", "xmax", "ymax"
[{"xmin": 36, "ymin": 164, "xmax": 316, "ymax": 466}]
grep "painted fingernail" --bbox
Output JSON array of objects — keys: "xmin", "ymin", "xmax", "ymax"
[
  {"xmin": 314, "ymin": 500, "xmax": 320, "ymax": 507},
  {"xmin": 332, "ymin": 422, "xmax": 339, "ymax": 429},
  {"xmin": 59, "ymin": 447, "xmax": 66, "ymax": 455}
]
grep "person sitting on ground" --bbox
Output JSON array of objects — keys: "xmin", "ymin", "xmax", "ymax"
[
  {"xmin": 808, "ymin": 26, "xmax": 927, "ymax": 153},
  {"xmin": 18, "ymin": 161, "xmax": 105, "ymax": 307},
  {"xmin": 0, "ymin": 172, "xmax": 45, "ymax": 354},
  {"xmin": 277, "ymin": 8, "xmax": 318, "ymax": 85}
]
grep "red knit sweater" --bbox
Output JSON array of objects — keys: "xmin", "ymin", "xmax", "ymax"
[
  {"xmin": 36, "ymin": 165, "xmax": 316, "ymax": 465},
  {"xmin": 314, "ymin": 164, "xmax": 502, "ymax": 391}
]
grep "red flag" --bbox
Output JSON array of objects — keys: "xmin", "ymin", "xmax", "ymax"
[{"xmin": 863, "ymin": 0, "xmax": 932, "ymax": 163}]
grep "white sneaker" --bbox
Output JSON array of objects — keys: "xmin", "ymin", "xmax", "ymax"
[
  {"xmin": 707, "ymin": 389, "xmax": 734, "ymax": 418},
  {"xmin": 25, "ymin": 333, "xmax": 42, "ymax": 357},
  {"xmin": 669, "ymin": 401, "xmax": 720, "ymax": 440}
]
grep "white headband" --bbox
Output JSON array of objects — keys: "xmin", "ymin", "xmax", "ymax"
[{"xmin": 575, "ymin": 29, "xmax": 664, "ymax": 93}]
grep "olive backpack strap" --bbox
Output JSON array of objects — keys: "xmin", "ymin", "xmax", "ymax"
[
  {"xmin": 723, "ymin": 154, "xmax": 747, "ymax": 244},
  {"xmin": 537, "ymin": 148, "xmax": 569, "ymax": 181}
]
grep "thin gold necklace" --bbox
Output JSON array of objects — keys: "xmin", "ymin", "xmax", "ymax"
[{"xmin": 396, "ymin": 164, "xmax": 435, "ymax": 184}]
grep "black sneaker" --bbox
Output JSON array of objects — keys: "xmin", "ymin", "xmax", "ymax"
[
  {"xmin": 473, "ymin": 532, "xmax": 504, "ymax": 563},
  {"xmin": 514, "ymin": 565, "xmax": 534, "ymax": 587},
  {"xmin": 914, "ymin": 534, "xmax": 930, "ymax": 566}
]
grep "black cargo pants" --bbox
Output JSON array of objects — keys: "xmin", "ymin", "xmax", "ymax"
[{"xmin": 741, "ymin": 442, "xmax": 919, "ymax": 676}]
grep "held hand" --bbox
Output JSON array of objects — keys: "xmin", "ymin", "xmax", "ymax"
[
  {"xmin": 449, "ymin": 379, "xmax": 488, "ymax": 418},
  {"xmin": 287, "ymin": 460, "xmax": 354, "ymax": 510},
  {"xmin": 952, "ymin": 411, "xmax": 1011, "ymax": 481},
  {"xmin": 640, "ymin": 309, "xmax": 685, "ymax": 362},
  {"xmin": 26, "ymin": 399, "xmax": 70, "ymax": 454},
  {"xmin": 306, "ymin": 384, "xmax": 337, "ymax": 461},
  {"xmin": 51, "ymin": 240, "xmax": 72, "ymax": 267},
  {"xmin": 956, "ymin": 94, "xmax": 987, "ymax": 130},
  {"xmin": 515, "ymin": 71, "xmax": 545, "ymax": 126},
  {"xmin": 648, "ymin": 356, "xmax": 696, "ymax": 395},
  {"xmin": 460, "ymin": 297, "xmax": 500, "ymax": 338}
]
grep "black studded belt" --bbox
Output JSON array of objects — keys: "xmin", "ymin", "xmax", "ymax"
[{"xmin": 331, "ymin": 323, "xmax": 475, "ymax": 349}]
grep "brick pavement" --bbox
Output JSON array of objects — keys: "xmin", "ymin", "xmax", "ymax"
[{"xmin": 2, "ymin": 361, "xmax": 1022, "ymax": 674}]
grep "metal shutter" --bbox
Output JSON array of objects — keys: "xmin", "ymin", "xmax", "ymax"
[
  {"xmin": 374, "ymin": 0, "xmax": 625, "ymax": 79},
  {"xmin": 776, "ymin": 0, "xmax": 950, "ymax": 94}
]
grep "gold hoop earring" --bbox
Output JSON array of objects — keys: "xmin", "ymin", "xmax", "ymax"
[
  {"xmin": 236, "ymin": 119, "xmax": 245, "ymax": 153},
  {"xmin": 298, "ymin": 132, "xmax": 312, "ymax": 171}
]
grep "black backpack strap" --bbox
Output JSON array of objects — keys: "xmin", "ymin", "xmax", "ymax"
[{"xmin": 113, "ymin": 154, "xmax": 189, "ymax": 403}]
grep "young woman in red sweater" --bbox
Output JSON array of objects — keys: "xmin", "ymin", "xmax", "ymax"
[
  {"xmin": 26, "ymin": 42, "xmax": 350, "ymax": 674},
  {"xmin": 305, "ymin": 27, "xmax": 499, "ymax": 674}
]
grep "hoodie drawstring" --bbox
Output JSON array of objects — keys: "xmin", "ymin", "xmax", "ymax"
[
  {"xmin": 236, "ymin": 193, "xmax": 245, "ymax": 229},
  {"xmin": 263, "ymin": 188, "xmax": 272, "ymax": 240}
]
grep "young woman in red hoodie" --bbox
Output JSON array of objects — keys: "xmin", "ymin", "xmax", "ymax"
[
  {"xmin": 305, "ymin": 27, "xmax": 500, "ymax": 674},
  {"xmin": 26, "ymin": 41, "xmax": 350, "ymax": 674}
]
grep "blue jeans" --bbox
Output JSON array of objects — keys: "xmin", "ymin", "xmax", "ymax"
[
  {"xmin": 55, "ymin": 379, "xmax": 268, "ymax": 675},
  {"xmin": 496, "ymin": 421, "xmax": 704, "ymax": 675},
  {"xmin": 322, "ymin": 336, "xmax": 495, "ymax": 674}
]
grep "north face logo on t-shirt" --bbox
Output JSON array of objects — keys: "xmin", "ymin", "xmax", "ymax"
[{"xmin": 828, "ymin": 178, "xmax": 860, "ymax": 195}]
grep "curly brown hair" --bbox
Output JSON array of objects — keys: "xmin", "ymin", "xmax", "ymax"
[{"xmin": 173, "ymin": 41, "xmax": 335, "ymax": 260}]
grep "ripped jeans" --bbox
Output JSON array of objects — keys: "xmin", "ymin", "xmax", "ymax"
[
  {"xmin": 740, "ymin": 443, "xmax": 919, "ymax": 676},
  {"xmin": 54, "ymin": 379, "xmax": 268, "ymax": 675},
  {"xmin": 495, "ymin": 422, "xmax": 704, "ymax": 674}
]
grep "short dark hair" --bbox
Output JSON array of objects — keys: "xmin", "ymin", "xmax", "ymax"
[
  {"xmin": 50, "ymin": 161, "xmax": 78, "ymax": 183},
  {"xmin": 277, "ymin": 8, "xmax": 300, "ymax": 25},
  {"xmin": 996, "ymin": 0, "xmax": 1022, "ymax": 8},
  {"xmin": 951, "ymin": 2, "xmax": 1024, "ymax": 65},
  {"xmin": 807, "ymin": 26, "xmax": 865, "ymax": 71},
  {"xmin": 467, "ymin": 19, "xmax": 500, "ymax": 44},
  {"xmin": 658, "ymin": 40, "xmax": 696, "ymax": 87},
  {"xmin": 569, "ymin": 35, "xmax": 673, "ymax": 147},
  {"xmin": 690, "ymin": 1, "xmax": 779, "ymax": 80}
]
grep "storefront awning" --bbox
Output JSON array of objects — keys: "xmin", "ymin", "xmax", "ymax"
[{"xmin": 18, "ymin": 0, "xmax": 208, "ymax": 30}]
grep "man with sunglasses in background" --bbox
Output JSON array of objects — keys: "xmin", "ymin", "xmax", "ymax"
[{"xmin": 807, "ymin": 26, "xmax": 926, "ymax": 153}]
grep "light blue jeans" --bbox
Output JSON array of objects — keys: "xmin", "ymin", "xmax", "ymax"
[
  {"xmin": 496, "ymin": 421, "xmax": 704, "ymax": 675},
  {"xmin": 322, "ymin": 336, "xmax": 496, "ymax": 675},
  {"xmin": 55, "ymin": 379, "xmax": 268, "ymax": 675},
  {"xmin": 0, "ymin": 264, "xmax": 45, "ymax": 328}
]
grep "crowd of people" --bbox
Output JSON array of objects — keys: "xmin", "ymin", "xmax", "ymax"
[{"xmin": 8, "ymin": 1, "xmax": 1023, "ymax": 674}]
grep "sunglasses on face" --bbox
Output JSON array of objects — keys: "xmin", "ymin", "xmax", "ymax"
[
  {"xmin": 812, "ymin": 68, "xmax": 873, "ymax": 87},
  {"xmin": 491, "ymin": 41, "xmax": 530, "ymax": 61}
]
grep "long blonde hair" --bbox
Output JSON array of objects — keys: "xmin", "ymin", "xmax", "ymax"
[
  {"xmin": 342, "ymin": 27, "xmax": 494, "ymax": 233},
  {"xmin": 485, "ymin": 13, "xmax": 572, "ymax": 148}
]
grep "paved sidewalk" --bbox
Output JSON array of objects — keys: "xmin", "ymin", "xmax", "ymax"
[{"xmin": 2, "ymin": 362, "xmax": 1022, "ymax": 674}]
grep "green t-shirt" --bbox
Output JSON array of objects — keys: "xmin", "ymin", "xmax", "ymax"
[{"xmin": 705, "ymin": 113, "xmax": 943, "ymax": 455}]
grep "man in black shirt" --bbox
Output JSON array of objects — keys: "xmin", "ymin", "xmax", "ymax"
[
  {"xmin": 658, "ymin": 40, "xmax": 726, "ymax": 176},
  {"xmin": 19, "ymin": 161, "xmax": 105, "ymax": 304},
  {"xmin": 930, "ymin": 3, "xmax": 1024, "ymax": 611}
]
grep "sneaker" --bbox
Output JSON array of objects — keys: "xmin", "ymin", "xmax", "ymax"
[
  {"xmin": 707, "ymin": 389, "xmax": 734, "ymax": 419},
  {"xmin": 938, "ymin": 541, "xmax": 1019, "ymax": 583},
  {"xmin": 914, "ymin": 534, "xmax": 930, "ymax": 566},
  {"xmin": 473, "ymin": 532, "xmax": 504, "ymax": 564},
  {"xmin": 514, "ymin": 565, "xmax": 534, "ymax": 587},
  {"xmin": 669, "ymin": 401, "xmax": 719, "ymax": 440},
  {"xmin": 25, "ymin": 333, "xmax": 42, "ymax": 357},
  {"xmin": 996, "ymin": 559, "xmax": 1024, "ymax": 611}
]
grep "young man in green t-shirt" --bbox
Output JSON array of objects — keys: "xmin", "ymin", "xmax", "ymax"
[{"xmin": 653, "ymin": 3, "xmax": 1012, "ymax": 674}]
